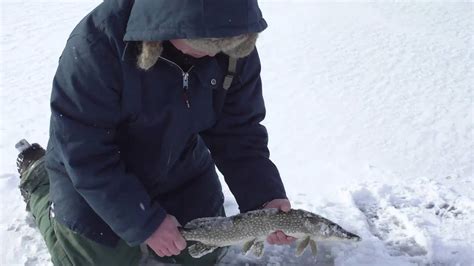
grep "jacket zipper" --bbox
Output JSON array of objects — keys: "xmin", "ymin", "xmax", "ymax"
[{"xmin": 159, "ymin": 57, "xmax": 195, "ymax": 109}]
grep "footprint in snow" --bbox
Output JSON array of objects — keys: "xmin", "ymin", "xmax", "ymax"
[
  {"xmin": 425, "ymin": 202, "xmax": 464, "ymax": 219},
  {"xmin": 351, "ymin": 188, "xmax": 428, "ymax": 258}
]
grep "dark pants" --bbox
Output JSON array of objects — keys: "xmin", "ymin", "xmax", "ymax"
[{"xmin": 20, "ymin": 157, "xmax": 227, "ymax": 265}]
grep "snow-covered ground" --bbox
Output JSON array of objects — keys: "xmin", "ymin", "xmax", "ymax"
[{"xmin": 1, "ymin": 1, "xmax": 472, "ymax": 265}]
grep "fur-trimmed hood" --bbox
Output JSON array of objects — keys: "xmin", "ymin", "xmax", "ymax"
[
  {"xmin": 122, "ymin": 0, "xmax": 266, "ymax": 70},
  {"xmin": 137, "ymin": 33, "xmax": 259, "ymax": 70}
]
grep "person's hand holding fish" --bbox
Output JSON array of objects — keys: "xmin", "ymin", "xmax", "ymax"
[
  {"xmin": 146, "ymin": 214, "xmax": 187, "ymax": 257},
  {"xmin": 263, "ymin": 199, "xmax": 297, "ymax": 246}
]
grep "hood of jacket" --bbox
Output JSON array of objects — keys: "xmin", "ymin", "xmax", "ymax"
[{"xmin": 123, "ymin": 0, "xmax": 267, "ymax": 41}]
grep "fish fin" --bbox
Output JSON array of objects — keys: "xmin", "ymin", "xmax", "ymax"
[
  {"xmin": 188, "ymin": 243, "xmax": 218, "ymax": 258},
  {"xmin": 242, "ymin": 239, "xmax": 256, "ymax": 255},
  {"xmin": 309, "ymin": 239, "xmax": 317, "ymax": 256},
  {"xmin": 296, "ymin": 236, "xmax": 310, "ymax": 257},
  {"xmin": 251, "ymin": 241, "xmax": 265, "ymax": 258}
]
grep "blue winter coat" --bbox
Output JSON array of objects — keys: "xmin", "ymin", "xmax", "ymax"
[{"xmin": 45, "ymin": 0, "xmax": 286, "ymax": 247}]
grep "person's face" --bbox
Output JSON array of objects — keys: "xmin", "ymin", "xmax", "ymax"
[{"xmin": 169, "ymin": 39, "xmax": 217, "ymax": 58}]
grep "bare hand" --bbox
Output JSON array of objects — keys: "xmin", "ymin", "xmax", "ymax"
[
  {"xmin": 145, "ymin": 214, "xmax": 187, "ymax": 257},
  {"xmin": 264, "ymin": 198, "xmax": 297, "ymax": 245}
]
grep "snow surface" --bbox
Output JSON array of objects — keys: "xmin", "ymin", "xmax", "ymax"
[{"xmin": 1, "ymin": 1, "xmax": 473, "ymax": 265}]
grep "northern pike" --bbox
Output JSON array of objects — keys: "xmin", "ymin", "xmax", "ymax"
[{"xmin": 179, "ymin": 208, "xmax": 361, "ymax": 258}]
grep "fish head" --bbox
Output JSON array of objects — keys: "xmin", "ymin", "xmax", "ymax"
[
  {"xmin": 303, "ymin": 214, "xmax": 361, "ymax": 242},
  {"xmin": 329, "ymin": 226, "xmax": 361, "ymax": 242}
]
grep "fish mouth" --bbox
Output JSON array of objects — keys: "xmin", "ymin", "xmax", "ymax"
[{"xmin": 347, "ymin": 232, "xmax": 362, "ymax": 241}]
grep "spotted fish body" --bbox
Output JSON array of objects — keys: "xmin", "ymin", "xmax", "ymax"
[{"xmin": 180, "ymin": 208, "xmax": 361, "ymax": 258}]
